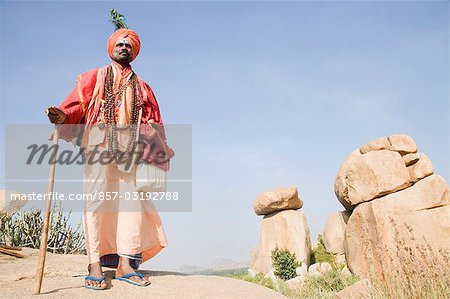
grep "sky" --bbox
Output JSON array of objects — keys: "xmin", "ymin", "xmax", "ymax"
[{"xmin": 0, "ymin": 1, "xmax": 448, "ymax": 271}]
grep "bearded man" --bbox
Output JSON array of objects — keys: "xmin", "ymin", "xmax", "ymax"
[{"xmin": 46, "ymin": 19, "xmax": 173, "ymax": 290}]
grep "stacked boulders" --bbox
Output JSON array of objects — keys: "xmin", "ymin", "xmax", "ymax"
[
  {"xmin": 250, "ymin": 186, "xmax": 312, "ymax": 276},
  {"xmin": 331, "ymin": 134, "xmax": 450, "ymax": 279}
]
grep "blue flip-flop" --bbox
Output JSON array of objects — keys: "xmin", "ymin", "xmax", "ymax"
[
  {"xmin": 113, "ymin": 272, "xmax": 150, "ymax": 287},
  {"xmin": 84, "ymin": 275, "xmax": 107, "ymax": 290}
]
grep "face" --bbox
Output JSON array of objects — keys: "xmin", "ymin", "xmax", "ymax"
[{"xmin": 112, "ymin": 38, "xmax": 133, "ymax": 64}]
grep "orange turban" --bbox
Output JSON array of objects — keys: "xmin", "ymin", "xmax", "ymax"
[{"xmin": 107, "ymin": 29, "xmax": 141, "ymax": 61}]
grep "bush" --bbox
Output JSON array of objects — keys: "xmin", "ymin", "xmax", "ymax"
[
  {"xmin": 231, "ymin": 272, "xmax": 276, "ymax": 290},
  {"xmin": 230, "ymin": 269, "xmax": 359, "ymax": 299},
  {"xmin": 0, "ymin": 202, "xmax": 85, "ymax": 254},
  {"xmin": 310, "ymin": 234, "xmax": 340, "ymax": 270},
  {"xmin": 293, "ymin": 269, "xmax": 360, "ymax": 299},
  {"xmin": 230, "ymin": 272, "xmax": 295, "ymax": 296},
  {"xmin": 271, "ymin": 246, "xmax": 301, "ymax": 280}
]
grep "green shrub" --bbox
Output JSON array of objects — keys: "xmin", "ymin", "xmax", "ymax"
[
  {"xmin": 295, "ymin": 268, "xmax": 360, "ymax": 299},
  {"xmin": 0, "ymin": 202, "xmax": 85, "ymax": 254},
  {"xmin": 231, "ymin": 272, "xmax": 276, "ymax": 290},
  {"xmin": 271, "ymin": 246, "xmax": 301, "ymax": 280},
  {"xmin": 230, "ymin": 272, "xmax": 295, "ymax": 297},
  {"xmin": 310, "ymin": 234, "xmax": 340, "ymax": 270},
  {"xmin": 230, "ymin": 269, "xmax": 359, "ymax": 299}
]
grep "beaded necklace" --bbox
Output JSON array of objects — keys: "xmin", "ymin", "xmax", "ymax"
[{"xmin": 103, "ymin": 65, "xmax": 142, "ymax": 161}]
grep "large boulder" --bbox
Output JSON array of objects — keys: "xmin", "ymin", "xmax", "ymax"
[
  {"xmin": 334, "ymin": 149, "xmax": 411, "ymax": 210},
  {"xmin": 253, "ymin": 186, "xmax": 303, "ymax": 216},
  {"xmin": 250, "ymin": 210, "xmax": 311, "ymax": 274},
  {"xmin": 322, "ymin": 211, "xmax": 351, "ymax": 255},
  {"xmin": 344, "ymin": 175, "xmax": 450, "ymax": 279}
]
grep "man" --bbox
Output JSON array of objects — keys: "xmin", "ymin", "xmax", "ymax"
[{"xmin": 46, "ymin": 26, "xmax": 173, "ymax": 289}]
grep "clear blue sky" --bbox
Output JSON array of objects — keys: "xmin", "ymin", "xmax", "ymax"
[{"xmin": 1, "ymin": 1, "xmax": 448, "ymax": 271}]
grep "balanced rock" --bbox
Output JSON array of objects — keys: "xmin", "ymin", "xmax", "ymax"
[
  {"xmin": 335, "ymin": 149, "xmax": 410, "ymax": 210},
  {"xmin": 323, "ymin": 211, "xmax": 350, "ymax": 255},
  {"xmin": 344, "ymin": 175, "xmax": 450, "ymax": 279},
  {"xmin": 253, "ymin": 186, "xmax": 303, "ymax": 215},
  {"xmin": 251, "ymin": 210, "xmax": 311, "ymax": 274}
]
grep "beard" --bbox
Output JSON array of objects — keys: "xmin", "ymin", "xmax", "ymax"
[{"xmin": 113, "ymin": 51, "xmax": 132, "ymax": 64}]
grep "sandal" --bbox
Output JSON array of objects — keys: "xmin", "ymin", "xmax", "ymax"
[
  {"xmin": 84, "ymin": 275, "xmax": 107, "ymax": 290},
  {"xmin": 113, "ymin": 272, "xmax": 150, "ymax": 287}
]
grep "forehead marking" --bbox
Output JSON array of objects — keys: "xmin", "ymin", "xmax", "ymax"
[{"xmin": 116, "ymin": 38, "xmax": 131, "ymax": 45}]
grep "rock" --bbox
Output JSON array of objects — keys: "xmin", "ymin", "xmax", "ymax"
[
  {"xmin": 323, "ymin": 211, "xmax": 350, "ymax": 254},
  {"xmin": 248, "ymin": 268, "xmax": 259, "ymax": 278},
  {"xmin": 285, "ymin": 276, "xmax": 304, "ymax": 289},
  {"xmin": 295, "ymin": 263, "xmax": 308, "ymax": 278},
  {"xmin": 359, "ymin": 136, "xmax": 391, "ymax": 154},
  {"xmin": 250, "ymin": 247, "xmax": 258, "ymax": 269},
  {"xmin": 0, "ymin": 249, "xmax": 288, "ymax": 299},
  {"xmin": 387, "ymin": 135, "xmax": 418, "ymax": 155},
  {"xmin": 264, "ymin": 269, "xmax": 277, "ymax": 283},
  {"xmin": 359, "ymin": 134, "xmax": 417, "ymax": 155},
  {"xmin": 341, "ymin": 266, "xmax": 352, "ymax": 277},
  {"xmin": 403, "ymin": 153, "xmax": 420, "ymax": 166},
  {"xmin": 308, "ymin": 262, "xmax": 332, "ymax": 276},
  {"xmin": 253, "ymin": 186, "xmax": 303, "ymax": 215},
  {"xmin": 344, "ymin": 175, "xmax": 450, "ymax": 279},
  {"xmin": 251, "ymin": 210, "xmax": 312, "ymax": 274},
  {"xmin": 334, "ymin": 279, "xmax": 374, "ymax": 299},
  {"xmin": 334, "ymin": 150, "xmax": 411, "ymax": 210},
  {"xmin": 336, "ymin": 253, "xmax": 346, "ymax": 265},
  {"xmin": 0, "ymin": 190, "xmax": 27, "ymax": 216},
  {"xmin": 408, "ymin": 154, "xmax": 433, "ymax": 183}
]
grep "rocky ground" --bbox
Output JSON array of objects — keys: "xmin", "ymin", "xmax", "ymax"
[{"xmin": 0, "ymin": 248, "xmax": 286, "ymax": 299}]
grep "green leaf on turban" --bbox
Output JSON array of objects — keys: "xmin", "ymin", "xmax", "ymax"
[{"xmin": 110, "ymin": 9, "xmax": 128, "ymax": 30}]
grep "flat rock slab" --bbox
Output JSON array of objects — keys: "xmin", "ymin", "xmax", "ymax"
[{"xmin": 0, "ymin": 248, "xmax": 286, "ymax": 299}]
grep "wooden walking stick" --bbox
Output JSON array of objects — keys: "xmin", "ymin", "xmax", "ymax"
[{"xmin": 34, "ymin": 124, "xmax": 60, "ymax": 295}]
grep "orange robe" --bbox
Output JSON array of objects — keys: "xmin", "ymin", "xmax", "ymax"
[{"xmin": 58, "ymin": 62, "xmax": 171, "ymax": 268}]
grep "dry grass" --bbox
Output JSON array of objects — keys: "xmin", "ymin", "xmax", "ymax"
[
  {"xmin": 231, "ymin": 267, "xmax": 359, "ymax": 298},
  {"xmin": 369, "ymin": 218, "xmax": 450, "ymax": 299},
  {"xmin": 286, "ymin": 269, "xmax": 359, "ymax": 299},
  {"xmin": 348, "ymin": 214, "xmax": 449, "ymax": 299}
]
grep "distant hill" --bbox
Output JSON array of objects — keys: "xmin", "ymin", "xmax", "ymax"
[{"xmin": 178, "ymin": 258, "xmax": 249, "ymax": 275}]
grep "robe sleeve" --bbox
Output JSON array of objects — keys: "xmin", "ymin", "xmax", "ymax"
[
  {"xmin": 141, "ymin": 82, "xmax": 162, "ymax": 125},
  {"xmin": 139, "ymin": 81, "xmax": 174, "ymax": 170},
  {"xmin": 59, "ymin": 68, "xmax": 98, "ymax": 124},
  {"xmin": 57, "ymin": 69, "xmax": 98, "ymax": 142}
]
